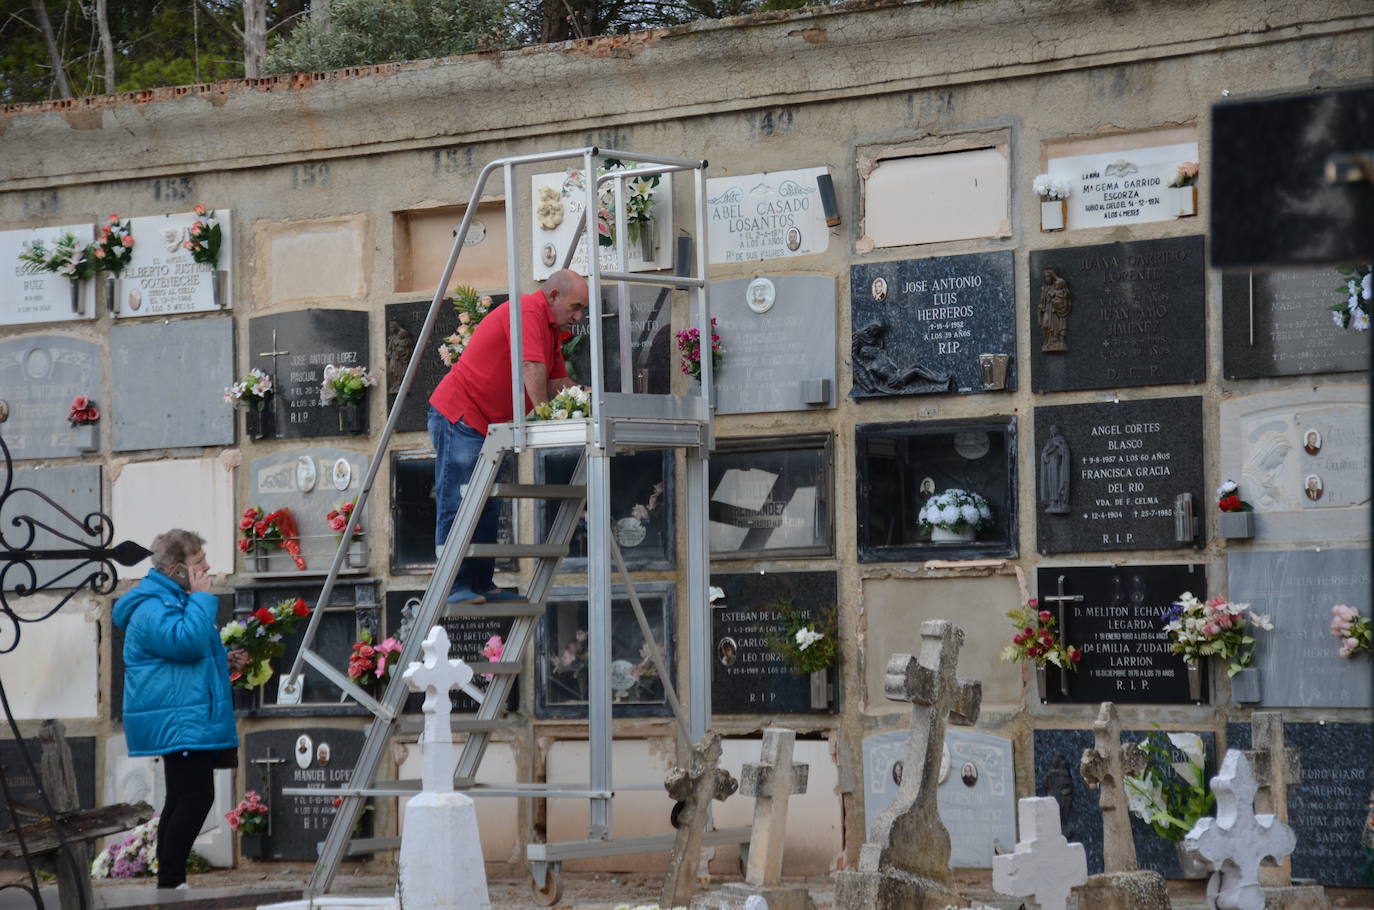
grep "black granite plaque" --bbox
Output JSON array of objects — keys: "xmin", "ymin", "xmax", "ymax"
[
  {"xmin": 1227, "ymin": 720, "xmax": 1374, "ymax": 887},
  {"xmin": 856, "ymin": 418, "xmax": 1018, "ymax": 562},
  {"xmin": 535, "ymin": 584, "xmax": 673, "ymax": 719},
  {"xmin": 710, "ymin": 571, "xmax": 838, "ymax": 715},
  {"xmin": 384, "ymin": 295, "xmax": 510, "ymax": 434},
  {"xmin": 1029, "ymin": 236, "xmax": 1205, "ymax": 393},
  {"xmin": 1035, "ymin": 728, "xmax": 1217, "ymax": 877},
  {"xmin": 564, "ymin": 285, "xmax": 672, "ymax": 393},
  {"xmin": 850, "ymin": 251, "xmax": 1015, "ymax": 398},
  {"xmin": 1036, "ymin": 564, "xmax": 1206, "ymax": 705},
  {"xmin": 535, "ymin": 448, "xmax": 674, "ymax": 572},
  {"xmin": 244, "ymin": 728, "xmax": 367, "ymax": 861},
  {"xmin": 709, "ymin": 434, "xmax": 833, "ymax": 559},
  {"xmin": 0, "ymin": 737, "xmax": 95, "ymax": 828},
  {"xmin": 388, "ymin": 449, "xmax": 516, "ymax": 574},
  {"xmin": 384, "ymin": 590, "xmax": 517, "ymax": 715},
  {"xmin": 1034, "ymin": 397, "xmax": 1205, "ymax": 554},
  {"xmin": 1221, "ymin": 267, "xmax": 1369, "ymax": 379},
  {"xmin": 248, "ymin": 310, "xmax": 371, "ymax": 439}
]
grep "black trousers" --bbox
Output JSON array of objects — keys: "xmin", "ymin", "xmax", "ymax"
[{"xmin": 158, "ymin": 750, "xmax": 216, "ymax": 888}]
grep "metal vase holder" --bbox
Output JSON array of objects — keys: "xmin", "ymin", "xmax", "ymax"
[
  {"xmin": 347, "ymin": 538, "xmax": 368, "ymax": 569},
  {"xmin": 808, "ymin": 666, "xmax": 832, "ymax": 710},
  {"xmin": 1034, "ymin": 664, "xmax": 1049, "ymax": 703},
  {"xmin": 638, "ymin": 217, "xmax": 655, "ymax": 261},
  {"xmin": 1186, "ymin": 659, "xmax": 1204, "ymax": 703},
  {"xmin": 250, "ymin": 550, "xmax": 270, "ymax": 573},
  {"xmin": 1230, "ymin": 666, "xmax": 1261, "ymax": 704},
  {"xmin": 337, "ymin": 403, "xmax": 364, "ymax": 435},
  {"xmin": 246, "ymin": 404, "xmax": 275, "ymax": 441}
]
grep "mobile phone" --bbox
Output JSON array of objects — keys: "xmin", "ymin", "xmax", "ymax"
[{"xmin": 168, "ymin": 563, "xmax": 191, "ymax": 589}]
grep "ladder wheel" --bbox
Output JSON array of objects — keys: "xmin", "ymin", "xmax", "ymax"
[{"xmin": 530, "ymin": 866, "xmax": 564, "ymax": 906}]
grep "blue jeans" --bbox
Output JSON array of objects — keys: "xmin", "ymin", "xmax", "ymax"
[{"xmin": 428, "ymin": 406, "xmax": 499, "ymax": 594}]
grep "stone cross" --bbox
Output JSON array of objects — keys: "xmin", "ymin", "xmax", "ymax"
[
  {"xmin": 1244, "ymin": 712, "xmax": 1301, "ymax": 887},
  {"xmin": 1079, "ymin": 701, "xmax": 1147, "ymax": 872},
  {"xmin": 1183, "ymin": 749, "xmax": 1296, "ymax": 910},
  {"xmin": 402, "ymin": 625, "xmax": 476, "ymax": 793},
  {"xmin": 858, "ymin": 620, "xmax": 982, "ymax": 883},
  {"xmin": 992, "ymin": 796, "xmax": 1088, "ymax": 910},
  {"xmin": 661, "ymin": 732, "xmax": 738, "ymax": 908},
  {"xmin": 740, "ymin": 727, "xmax": 810, "ymax": 888}
]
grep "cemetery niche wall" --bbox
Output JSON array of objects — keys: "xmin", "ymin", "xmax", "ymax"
[
  {"xmin": 245, "ymin": 448, "xmax": 371, "ymax": 575},
  {"xmin": 111, "ymin": 315, "xmax": 235, "ymax": 451},
  {"xmin": 535, "ymin": 447, "xmax": 674, "ymax": 572},
  {"xmin": 534, "ymin": 583, "xmax": 674, "ymax": 719},
  {"xmin": 389, "ymin": 448, "xmax": 516, "ymax": 575},
  {"xmin": 562, "ymin": 284, "xmax": 672, "ymax": 394},
  {"xmin": 709, "ymin": 434, "xmax": 832, "ymax": 560},
  {"xmin": 385, "ymin": 590, "xmax": 518, "ymax": 715},
  {"xmin": 856, "ymin": 418, "xmax": 1017, "ymax": 562}
]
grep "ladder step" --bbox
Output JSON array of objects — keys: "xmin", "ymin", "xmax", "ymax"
[
  {"xmin": 467, "ymin": 543, "xmax": 567, "ymax": 558},
  {"xmin": 491, "ymin": 482, "xmax": 585, "ymax": 500},
  {"xmin": 446, "ymin": 603, "xmax": 546, "ymax": 618},
  {"xmin": 348, "ymin": 836, "xmax": 399, "ymax": 855}
]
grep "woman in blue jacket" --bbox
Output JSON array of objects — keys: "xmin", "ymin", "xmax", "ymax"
[{"xmin": 113, "ymin": 529, "xmax": 240, "ymax": 890}]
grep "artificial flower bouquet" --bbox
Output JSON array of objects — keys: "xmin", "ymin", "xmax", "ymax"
[
  {"xmin": 917, "ymin": 488, "xmax": 992, "ymax": 535},
  {"xmin": 438, "ymin": 287, "xmax": 493, "ymax": 366},
  {"xmin": 90, "ymin": 815, "xmax": 159, "ymax": 879},
  {"xmin": 1032, "ymin": 174, "xmax": 1074, "ymax": 201},
  {"xmin": 1330, "ymin": 604, "xmax": 1372, "ymax": 659},
  {"xmin": 1162, "ymin": 592, "xmax": 1272, "ymax": 677},
  {"xmin": 17, "ymin": 232, "xmax": 97, "ymax": 281},
  {"xmin": 1169, "ymin": 161, "xmax": 1200, "ymax": 188},
  {"xmin": 1001, "ymin": 598, "xmax": 1081, "ymax": 670},
  {"xmin": 766, "ymin": 600, "xmax": 839, "ymax": 675},
  {"xmin": 675, "ymin": 318, "xmax": 723, "ymax": 382},
  {"xmin": 184, "ymin": 204, "xmax": 222, "ymax": 268},
  {"xmin": 319, "ymin": 364, "xmax": 378, "ymax": 407},
  {"xmin": 220, "ymin": 597, "xmax": 312, "ymax": 689},
  {"xmin": 1124, "ymin": 730, "xmax": 1214, "ymax": 842},
  {"xmin": 224, "ymin": 368, "xmax": 274, "ymax": 411},
  {"xmin": 595, "ymin": 158, "xmax": 660, "ymax": 247},
  {"xmin": 68, "ymin": 395, "xmax": 99, "ymax": 426},
  {"xmin": 92, "ymin": 214, "xmax": 135, "ymax": 275},
  {"xmin": 1215, "ymin": 479, "xmax": 1252, "ymax": 512},
  {"xmin": 479, "ymin": 633, "xmax": 504, "ymax": 681},
  {"xmin": 326, "ymin": 499, "xmax": 364, "ymax": 541},
  {"xmin": 529, "ymin": 385, "xmax": 591, "ymax": 421},
  {"xmin": 237, "ymin": 505, "xmax": 307, "ymax": 570},
  {"xmin": 225, "ymin": 791, "xmax": 269, "ymax": 835},
  {"xmin": 1332, "ymin": 264, "xmax": 1371, "ymax": 332},
  {"xmin": 346, "ymin": 629, "xmax": 403, "ymax": 687}
]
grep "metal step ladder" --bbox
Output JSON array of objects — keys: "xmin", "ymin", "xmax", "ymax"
[{"xmin": 275, "ymin": 147, "xmax": 736, "ymax": 904}]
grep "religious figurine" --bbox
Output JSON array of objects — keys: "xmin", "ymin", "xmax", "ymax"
[
  {"xmin": 852, "ymin": 320, "xmax": 950, "ymax": 395},
  {"xmin": 1039, "ymin": 425, "xmax": 1071, "ymax": 514},
  {"xmin": 385, "ymin": 318, "xmax": 414, "ymax": 390},
  {"xmin": 1038, "ymin": 268, "xmax": 1072, "ymax": 353}
]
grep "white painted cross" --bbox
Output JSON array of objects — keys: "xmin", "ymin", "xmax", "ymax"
[
  {"xmin": 402, "ymin": 625, "xmax": 481, "ymax": 793},
  {"xmin": 1183, "ymin": 749, "xmax": 1296, "ymax": 910},
  {"xmin": 992, "ymin": 796, "xmax": 1087, "ymax": 910}
]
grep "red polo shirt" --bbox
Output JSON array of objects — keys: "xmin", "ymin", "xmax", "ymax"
[{"xmin": 429, "ymin": 291, "xmax": 568, "ymax": 435}]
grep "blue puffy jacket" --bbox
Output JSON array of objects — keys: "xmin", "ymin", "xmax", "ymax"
[{"xmin": 112, "ymin": 569, "xmax": 238, "ymax": 757}]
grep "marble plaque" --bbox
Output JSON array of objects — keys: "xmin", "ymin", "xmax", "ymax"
[
  {"xmin": 1029, "ymin": 236, "xmax": 1206, "ymax": 392},
  {"xmin": 110, "ymin": 316, "xmax": 235, "ymax": 451},
  {"xmin": 862, "ymin": 729, "xmax": 1015, "ymax": 868},
  {"xmin": 247, "ymin": 309, "xmax": 371, "ymax": 439},
  {"xmin": 0, "ymin": 465, "xmax": 101, "ymax": 593},
  {"xmin": 383, "ymin": 295, "xmax": 505, "ymax": 434},
  {"xmin": 109, "ymin": 457, "xmax": 236, "ymax": 579},
  {"xmin": 850, "ymin": 251, "xmax": 1015, "ymax": 398},
  {"xmin": 0, "ymin": 334, "xmax": 101, "ymax": 460},
  {"xmin": 244, "ymin": 728, "xmax": 367, "ymax": 861},
  {"xmin": 706, "ymin": 166, "xmax": 832, "ymax": 264},
  {"xmin": 247, "ymin": 448, "xmax": 371, "ymax": 575},
  {"xmin": 709, "ymin": 571, "xmax": 838, "ymax": 715},
  {"xmin": 1222, "ymin": 267, "xmax": 1369, "ymax": 378},
  {"xmin": 3, "ymin": 596, "xmax": 100, "ymax": 719},
  {"xmin": 711, "ymin": 274, "xmax": 837, "ymax": 414},
  {"xmin": 1219, "ymin": 385, "xmax": 1369, "ymax": 543},
  {"xmin": 384, "ymin": 590, "xmax": 517, "ymax": 715},
  {"xmin": 1044, "ymin": 140, "xmax": 1199, "ymax": 229},
  {"xmin": 1227, "ymin": 548, "xmax": 1372, "ymax": 708},
  {"xmin": 0, "ymin": 224, "xmax": 98, "ymax": 324},
  {"xmin": 1035, "ymin": 397, "xmax": 1205, "ymax": 554},
  {"xmin": 114, "ymin": 210, "xmax": 234, "ymax": 317},
  {"xmin": 530, "ymin": 168, "xmax": 673, "ymax": 279},
  {"xmin": 563, "ymin": 284, "xmax": 672, "ymax": 394},
  {"xmin": 1226, "ymin": 720, "xmax": 1373, "ymax": 886}
]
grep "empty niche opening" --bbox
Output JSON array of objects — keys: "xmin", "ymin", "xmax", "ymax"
[
  {"xmin": 863, "ymin": 146, "xmax": 1010, "ymax": 248},
  {"xmin": 393, "ymin": 201, "xmax": 511, "ymax": 294}
]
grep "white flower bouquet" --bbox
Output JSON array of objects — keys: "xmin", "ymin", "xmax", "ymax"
[
  {"xmin": 918, "ymin": 488, "xmax": 993, "ymax": 534},
  {"xmin": 1032, "ymin": 174, "xmax": 1074, "ymax": 201},
  {"xmin": 1332, "ymin": 265, "xmax": 1372, "ymax": 332},
  {"xmin": 529, "ymin": 385, "xmax": 592, "ymax": 421}
]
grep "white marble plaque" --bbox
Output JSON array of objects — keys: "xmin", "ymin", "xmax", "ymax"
[
  {"xmin": 1046, "ymin": 142, "xmax": 1198, "ymax": 229},
  {"xmin": 706, "ymin": 166, "xmax": 832, "ymax": 264},
  {"xmin": 109, "ymin": 457, "xmax": 236, "ymax": 578},
  {"xmin": 0, "ymin": 224, "xmax": 99, "ymax": 325},
  {"xmin": 530, "ymin": 169, "xmax": 673, "ymax": 280},
  {"xmin": 114, "ymin": 210, "xmax": 233, "ymax": 317},
  {"xmin": 0, "ymin": 596, "xmax": 99, "ymax": 719}
]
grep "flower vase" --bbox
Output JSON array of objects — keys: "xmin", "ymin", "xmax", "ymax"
[
  {"xmin": 1186, "ymin": 659, "xmax": 1204, "ymax": 703},
  {"xmin": 69, "ymin": 279, "xmax": 82, "ymax": 315},
  {"xmin": 347, "ymin": 538, "xmax": 368, "ymax": 569},
  {"xmin": 246, "ymin": 404, "xmax": 275, "ymax": 441},
  {"xmin": 1230, "ymin": 667, "xmax": 1261, "ymax": 704},
  {"xmin": 72, "ymin": 423, "xmax": 98, "ymax": 453},
  {"xmin": 638, "ymin": 217, "xmax": 655, "ymax": 261},
  {"xmin": 809, "ymin": 667, "xmax": 833, "ymax": 711},
  {"xmin": 1218, "ymin": 511, "xmax": 1255, "ymax": 540},
  {"xmin": 250, "ymin": 550, "xmax": 269, "ymax": 573},
  {"xmin": 931, "ymin": 526, "xmax": 976, "ymax": 543},
  {"xmin": 1040, "ymin": 198, "xmax": 1067, "ymax": 232},
  {"xmin": 105, "ymin": 275, "xmax": 119, "ymax": 314},
  {"xmin": 1034, "ymin": 664, "xmax": 1049, "ymax": 704},
  {"xmin": 1175, "ymin": 841, "xmax": 1209, "ymax": 880},
  {"xmin": 337, "ymin": 403, "xmax": 364, "ymax": 435},
  {"xmin": 240, "ymin": 834, "xmax": 269, "ymax": 859},
  {"xmin": 1176, "ymin": 185, "xmax": 1198, "ymax": 217},
  {"xmin": 212, "ymin": 270, "xmax": 228, "ymax": 308}
]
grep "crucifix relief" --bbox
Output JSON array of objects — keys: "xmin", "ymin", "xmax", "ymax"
[
  {"xmin": 1041, "ymin": 575, "xmax": 1082, "ymax": 698},
  {"xmin": 1079, "ymin": 702, "xmax": 1146, "ymax": 872},
  {"xmin": 248, "ymin": 748, "xmax": 286, "ymax": 836}
]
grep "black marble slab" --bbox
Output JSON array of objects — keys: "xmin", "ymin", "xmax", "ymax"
[
  {"xmin": 1221, "ymin": 267, "xmax": 1369, "ymax": 379},
  {"xmin": 247, "ymin": 310, "xmax": 370, "ymax": 439},
  {"xmin": 384, "ymin": 590, "xmax": 518, "ymax": 715},
  {"xmin": 1029, "ymin": 236, "xmax": 1206, "ymax": 393},
  {"xmin": 243, "ymin": 728, "xmax": 367, "ymax": 861}
]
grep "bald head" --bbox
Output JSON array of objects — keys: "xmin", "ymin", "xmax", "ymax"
[{"xmin": 544, "ymin": 269, "xmax": 589, "ymax": 331}]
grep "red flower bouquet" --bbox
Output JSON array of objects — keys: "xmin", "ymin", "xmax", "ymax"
[
  {"xmin": 237, "ymin": 506, "xmax": 307, "ymax": 570},
  {"xmin": 219, "ymin": 597, "xmax": 312, "ymax": 689},
  {"xmin": 68, "ymin": 395, "xmax": 99, "ymax": 427}
]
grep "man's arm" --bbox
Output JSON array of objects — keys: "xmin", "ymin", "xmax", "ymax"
[{"xmin": 522, "ymin": 360, "xmax": 549, "ymax": 410}]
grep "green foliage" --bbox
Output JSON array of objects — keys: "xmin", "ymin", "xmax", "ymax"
[
  {"xmin": 262, "ymin": 0, "xmax": 509, "ymax": 74},
  {"xmin": 1124, "ymin": 730, "xmax": 1215, "ymax": 842},
  {"xmin": 764, "ymin": 599, "xmax": 838, "ymax": 675}
]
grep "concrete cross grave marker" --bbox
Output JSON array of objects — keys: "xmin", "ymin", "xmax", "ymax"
[
  {"xmin": 1243, "ymin": 712, "xmax": 1301, "ymax": 887},
  {"xmin": 402, "ymin": 624, "xmax": 482, "ymax": 793},
  {"xmin": 992, "ymin": 796, "xmax": 1087, "ymax": 910},
  {"xmin": 661, "ymin": 732, "xmax": 738, "ymax": 909},
  {"xmin": 1079, "ymin": 702, "xmax": 1146, "ymax": 872},
  {"xmin": 1183, "ymin": 750, "xmax": 1296, "ymax": 910},
  {"xmin": 741, "ymin": 728, "xmax": 809, "ymax": 888},
  {"xmin": 836, "ymin": 620, "xmax": 981, "ymax": 910}
]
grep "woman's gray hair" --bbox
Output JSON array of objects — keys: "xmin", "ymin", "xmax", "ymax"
[{"xmin": 149, "ymin": 529, "xmax": 206, "ymax": 573}]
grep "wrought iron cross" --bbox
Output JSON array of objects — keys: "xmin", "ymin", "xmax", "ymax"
[
  {"xmin": 1041, "ymin": 575, "xmax": 1082, "ymax": 697},
  {"xmin": 257, "ymin": 329, "xmax": 289, "ymax": 376}
]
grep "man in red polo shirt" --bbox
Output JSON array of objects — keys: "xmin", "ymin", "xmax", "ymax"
[{"xmin": 429, "ymin": 269, "xmax": 589, "ymax": 603}]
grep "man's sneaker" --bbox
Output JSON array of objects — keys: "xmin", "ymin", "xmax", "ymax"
[
  {"xmin": 446, "ymin": 586, "xmax": 486, "ymax": 604},
  {"xmin": 482, "ymin": 588, "xmax": 523, "ymax": 602}
]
